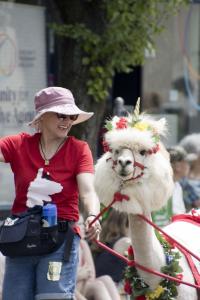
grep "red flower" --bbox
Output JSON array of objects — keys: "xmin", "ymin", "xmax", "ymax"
[
  {"xmin": 136, "ymin": 296, "xmax": 146, "ymax": 300},
  {"xmin": 176, "ymin": 273, "xmax": 183, "ymax": 285},
  {"xmin": 102, "ymin": 140, "xmax": 110, "ymax": 152},
  {"xmin": 128, "ymin": 245, "xmax": 134, "ymax": 258},
  {"xmin": 124, "ymin": 280, "xmax": 132, "ymax": 295},
  {"xmin": 116, "ymin": 117, "xmax": 128, "ymax": 129}
]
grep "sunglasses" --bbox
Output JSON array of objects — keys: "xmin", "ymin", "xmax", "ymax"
[{"xmin": 56, "ymin": 113, "xmax": 79, "ymax": 121}]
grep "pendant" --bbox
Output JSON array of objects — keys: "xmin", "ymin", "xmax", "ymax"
[{"xmin": 45, "ymin": 160, "xmax": 49, "ymax": 165}]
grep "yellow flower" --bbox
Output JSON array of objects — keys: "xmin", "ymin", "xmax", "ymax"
[
  {"xmin": 146, "ymin": 285, "xmax": 164, "ymax": 299},
  {"xmin": 133, "ymin": 122, "xmax": 150, "ymax": 131}
]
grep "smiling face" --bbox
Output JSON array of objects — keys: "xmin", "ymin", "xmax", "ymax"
[{"xmin": 39, "ymin": 112, "xmax": 75, "ymax": 139}]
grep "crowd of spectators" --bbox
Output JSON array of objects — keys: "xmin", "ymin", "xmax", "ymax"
[{"xmin": 152, "ymin": 133, "xmax": 200, "ymax": 227}]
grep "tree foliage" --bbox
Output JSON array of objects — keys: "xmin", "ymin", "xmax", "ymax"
[
  {"xmin": 10, "ymin": 0, "xmax": 188, "ymax": 156},
  {"xmin": 52, "ymin": 0, "xmax": 188, "ymax": 103}
]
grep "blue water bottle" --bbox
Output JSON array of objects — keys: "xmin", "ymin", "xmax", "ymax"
[{"xmin": 42, "ymin": 203, "xmax": 57, "ymax": 227}]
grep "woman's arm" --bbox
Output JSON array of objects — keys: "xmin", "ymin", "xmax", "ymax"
[
  {"xmin": 77, "ymin": 173, "xmax": 100, "ymax": 216},
  {"xmin": 0, "ymin": 148, "xmax": 5, "ymax": 162},
  {"xmin": 77, "ymin": 173, "xmax": 101, "ymax": 240}
]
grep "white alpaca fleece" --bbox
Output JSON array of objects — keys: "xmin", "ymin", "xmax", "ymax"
[
  {"xmin": 94, "ymin": 147, "xmax": 174, "ymax": 215},
  {"xmin": 94, "ymin": 115, "xmax": 173, "ymax": 215},
  {"xmin": 105, "ymin": 128, "xmax": 156, "ymax": 151},
  {"xmin": 137, "ymin": 116, "xmax": 167, "ymax": 135},
  {"xmin": 105, "ymin": 117, "xmax": 167, "ymax": 152}
]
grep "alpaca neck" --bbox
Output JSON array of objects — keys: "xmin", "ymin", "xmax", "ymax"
[{"xmin": 128, "ymin": 213, "xmax": 166, "ymax": 289}]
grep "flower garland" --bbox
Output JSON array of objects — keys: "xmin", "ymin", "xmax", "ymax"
[
  {"xmin": 105, "ymin": 116, "xmax": 160, "ymax": 145},
  {"xmin": 123, "ymin": 233, "xmax": 183, "ymax": 300}
]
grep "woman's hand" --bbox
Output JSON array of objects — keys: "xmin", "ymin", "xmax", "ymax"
[{"xmin": 84, "ymin": 215, "xmax": 101, "ymax": 241}]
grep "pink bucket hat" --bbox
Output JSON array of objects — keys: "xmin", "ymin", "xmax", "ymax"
[{"xmin": 29, "ymin": 86, "xmax": 94, "ymax": 127}]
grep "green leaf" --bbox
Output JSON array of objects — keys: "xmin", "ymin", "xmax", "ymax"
[
  {"xmin": 105, "ymin": 121, "xmax": 113, "ymax": 131},
  {"xmin": 51, "ymin": 0, "xmax": 188, "ymax": 103}
]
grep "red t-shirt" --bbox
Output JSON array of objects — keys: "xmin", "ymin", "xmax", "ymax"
[{"xmin": 0, "ymin": 132, "xmax": 94, "ymax": 221}]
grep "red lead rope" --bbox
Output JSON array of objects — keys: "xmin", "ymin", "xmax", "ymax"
[
  {"xmin": 89, "ymin": 194, "xmax": 200, "ymax": 290},
  {"xmin": 138, "ymin": 214, "xmax": 200, "ymax": 265}
]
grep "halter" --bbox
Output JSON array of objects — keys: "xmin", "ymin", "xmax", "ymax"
[{"xmin": 105, "ymin": 143, "xmax": 160, "ymax": 182}]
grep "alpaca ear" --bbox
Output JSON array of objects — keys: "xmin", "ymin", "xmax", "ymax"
[{"xmin": 152, "ymin": 118, "xmax": 167, "ymax": 137}]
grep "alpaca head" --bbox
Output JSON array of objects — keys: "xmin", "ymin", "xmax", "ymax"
[{"xmin": 94, "ymin": 112, "xmax": 174, "ymax": 215}]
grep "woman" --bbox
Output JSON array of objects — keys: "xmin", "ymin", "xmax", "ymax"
[{"xmin": 0, "ymin": 86, "xmax": 101, "ymax": 300}]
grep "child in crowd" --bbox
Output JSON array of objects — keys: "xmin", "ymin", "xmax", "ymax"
[
  {"xmin": 75, "ymin": 214, "xmax": 121, "ymax": 300},
  {"xmin": 91, "ymin": 209, "xmax": 131, "ymax": 299}
]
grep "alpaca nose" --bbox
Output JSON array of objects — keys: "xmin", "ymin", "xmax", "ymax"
[{"xmin": 118, "ymin": 158, "xmax": 132, "ymax": 168}]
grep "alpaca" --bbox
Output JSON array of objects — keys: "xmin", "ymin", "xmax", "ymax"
[{"xmin": 94, "ymin": 111, "xmax": 199, "ymax": 299}]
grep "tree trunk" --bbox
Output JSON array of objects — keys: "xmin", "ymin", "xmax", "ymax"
[
  {"xmin": 50, "ymin": 0, "xmax": 111, "ymax": 159},
  {"xmin": 56, "ymin": 36, "xmax": 109, "ymax": 159}
]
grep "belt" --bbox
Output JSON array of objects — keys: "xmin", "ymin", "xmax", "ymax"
[
  {"xmin": 57, "ymin": 220, "xmax": 76, "ymax": 262},
  {"xmin": 58, "ymin": 220, "xmax": 69, "ymax": 232},
  {"xmin": 57, "ymin": 219, "xmax": 76, "ymax": 232}
]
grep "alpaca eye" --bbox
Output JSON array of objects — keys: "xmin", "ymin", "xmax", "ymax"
[
  {"xmin": 114, "ymin": 149, "xmax": 119, "ymax": 155},
  {"xmin": 140, "ymin": 149, "xmax": 147, "ymax": 156}
]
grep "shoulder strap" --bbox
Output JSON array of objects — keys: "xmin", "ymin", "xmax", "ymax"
[{"xmin": 13, "ymin": 205, "xmax": 42, "ymax": 218}]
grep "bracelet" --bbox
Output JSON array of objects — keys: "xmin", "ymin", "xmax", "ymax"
[
  {"xmin": 87, "ymin": 214, "xmax": 97, "ymax": 218},
  {"xmin": 86, "ymin": 214, "xmax": 102, "ymax": 222}
]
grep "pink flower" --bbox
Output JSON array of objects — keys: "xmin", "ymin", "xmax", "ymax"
[
  {"xmin": 176, "ymin": 273, "xmax": 183, "ymax": 285},
  {"xmin": 124, "ymin": 280, "xmax": 132, "ymax": 295},
  {"xmin": 116, "ymin": 117, "xmax": 128, "ymax": 129}
]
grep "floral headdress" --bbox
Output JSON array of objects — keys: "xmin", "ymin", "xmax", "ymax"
[{"xmin": 103, "ymin": 98, "xmax": 166, "ymax": 153}]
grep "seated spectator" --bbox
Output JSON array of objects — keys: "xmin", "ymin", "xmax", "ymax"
[
  {"xmin": 167, "ymin": 146, "xmax": 187, "ymax": 214},
  {"xmin": 179, "ymin": 177, "xmax": 200, "ymax": 211},
  {"xmin": 113, "ymin": 97, "xmax": 128, "ymax": 117},
  {"xmin": 75, "ymin": 214, "xmax": 121, "ymax": 300},
  {"xmin": 152, "ymin": 145, "xmax": 200, "ymax": 225},
  {"xmin": 92, "ymin": 209, "xmax": 130, "ymax": 285},
  {"xmin": 179, "ymin": 133, "xmax": 200, "ymax": 210}
]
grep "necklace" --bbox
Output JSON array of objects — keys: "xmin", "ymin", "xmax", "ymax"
[{"xmin": 39, "ymin": 138, "xmax": 66, "ymax": 165}]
